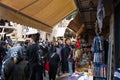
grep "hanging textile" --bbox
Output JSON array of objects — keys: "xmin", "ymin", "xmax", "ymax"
[
  {"xmin": 97, "ymin": 0, "xmax": 105, "ymax": 33},
  {"xmin": 92, "ymin": 36, "xmax": 107, "ymax": 80}
]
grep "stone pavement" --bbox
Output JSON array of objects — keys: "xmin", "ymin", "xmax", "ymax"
[
  {"xmin": 43, "ymin": 73, "xmax": 69, "ymax": 80},
  {"xmin": 0, "ymin": 73, "xmax": 68, "ymax": 80}
]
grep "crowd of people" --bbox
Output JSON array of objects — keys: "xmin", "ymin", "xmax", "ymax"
[{"xmin": 0, "ymin": 33, "xmax": 93, "ymax": 80}]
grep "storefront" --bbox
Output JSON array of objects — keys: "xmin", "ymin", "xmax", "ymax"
[{"xmin": 66, "ymin": 0, "xmax": 114, "ymax": 80}]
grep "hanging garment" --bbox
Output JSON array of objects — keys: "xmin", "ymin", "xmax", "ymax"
[
  {"xmin": 92, "ymin": 36, "xmax": 106, "ymax": 79},
  {"xmin": 97, "ymin": 0, "xmax": 105, "ymax": 32},
  {"xmin": 93, "ymin": 64, "xmax": 106, "ymax": 78},
  {"xmin": 93, "ymin": 36, "xmax": 104, "ymax": 53}
]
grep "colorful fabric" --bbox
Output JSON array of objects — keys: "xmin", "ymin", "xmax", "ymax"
[
  {"xmin": 93, "ymin": 64, "xmax": 106, "ymax": 78},
  {"xmin": 93, "ymin": 36, "xmax": 104, "ymax": 53},
  {"xmin": 93, "ymin": 52, "xmax": 104, "ymax": 63},
  {"xmin": 92, "ymin": 36, "xmax": 106, "ymax": 79}
]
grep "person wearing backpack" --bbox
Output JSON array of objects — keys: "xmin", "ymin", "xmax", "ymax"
[{"xmin": 26, "ymin": 34, "xmax": 43, "ymax": 80}]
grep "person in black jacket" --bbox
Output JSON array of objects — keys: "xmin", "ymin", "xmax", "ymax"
[
  {"xmin": 0, "ymin": 42, "xmax": 6, "ymax": 76},
  {"xmin": 61, "ymin": 44, "xmax": 71, "ymax": 73},
  {"xmin": 48, "ymin": 45, "xmax": 60, "ymax": 80},
  {"xmin": 26, "ymin": 34, "xmax": 43, "ymax": 80},
  {"xmin": 2, "ymin": 42, "xmax": 28, "ymax": 80}
]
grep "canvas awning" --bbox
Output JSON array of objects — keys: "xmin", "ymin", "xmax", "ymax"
[{"xmin": 0, "ymin": 0, "xmax": 77, "ymax": 33}]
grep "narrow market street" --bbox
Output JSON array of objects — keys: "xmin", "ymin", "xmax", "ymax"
[{"xmin": 0, "ymin": 0, "xmax": 116, "ymax": 80}]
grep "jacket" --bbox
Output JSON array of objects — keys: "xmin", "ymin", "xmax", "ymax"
[{"xmin": 3, "ymin": 58, "xmax": 28, "ymax": 80}]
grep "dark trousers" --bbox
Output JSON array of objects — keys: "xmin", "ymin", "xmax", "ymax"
[
  {"xmin": 43, "ymin": 63, "xmax": 46, "ymax": 77},
  {"xmin": 61, "ymin": 61, "xmax": 68, "ymax": 73},
  {"xmin": 49, "ymin": 66, "xmax": 57, "ymax": 80},
  {"xmin": 29, "ymin": 64, "xmax": 43, "ymax": 80}
]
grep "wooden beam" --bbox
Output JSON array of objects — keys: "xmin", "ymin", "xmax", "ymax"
[
  {"xmin": 79, "ymin": 7, "xmax": 97, "ymax": 12},
  {"xmin": 76, "ymin": 24, "xmax": 84, "ymax": 36}
]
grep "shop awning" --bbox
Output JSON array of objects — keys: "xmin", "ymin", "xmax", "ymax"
[
  {"xmin": 68, "ymin": 12, "xmax": 84, "ymax": 34},
  {"xmin": 0, "ymin": 0, "xmax": 77, "ymax": 33}
]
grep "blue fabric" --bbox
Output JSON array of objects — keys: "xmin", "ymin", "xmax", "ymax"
[
  {"xmin": 11, "ymin": 45, "xmax": 24, "ymax": 59},
  {"xmin": 93, "ymin": 36, "xmax": 104, "ymax": 53},
  {"xmin": 93, "ymin": 36, "xmax": 106, "ymax": 78},
  {"xmin": 68, "ymin": 51, "xmax": 74, "ymax": 62},
  {"xmin": 68, "ymin": 61, "xmax": 73, "ymax": 76}
]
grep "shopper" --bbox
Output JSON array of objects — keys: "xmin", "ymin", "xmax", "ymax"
[
  {"xmin": 48, "ymin": 47, "xmax": 60, "ymax": 80},
  {"xmin": 26, "ymin": 34, "xmax": 43, "ymax": 80},
  {"xmin": 2, "ymin": 42, "xmax": 28, "ymax": 80},
  {"xmin": 55, "ymin": 41, "xmax": 62, "ymax": 76},
  {"xmin": 68, "ymin": 45, "xmax": 75, "ymax": 76},
  {"xmin": 39, "ymin": 42, "xmax": 47, "ymax": 77},
  {"xmin": 61, "ymin": 39, "xmax": 71, "ymax": 73}
]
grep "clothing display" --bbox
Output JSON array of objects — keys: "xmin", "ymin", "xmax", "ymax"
[
  {"xmin": 97, "ymin": 0, "xmax": 105, "ymax": 32},
  {"xmin": 68, "ymin": 72, "xmax": 93, "ymax": 80},
  {"xmin": 92, "ymin": 36, "xmax": 107, "ymax": 80},
  {"xmin": 93, "ymin": 63, "xmax": 106, "ymax": 78}
]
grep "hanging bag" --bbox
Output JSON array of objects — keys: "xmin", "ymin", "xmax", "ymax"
[
  {"xmin": 45, "ymin": 61, "xmax": 50, "ymax": 71},
  {"xmin": 45, "ymin": 53, "xmax": 56, "ymax": 71}
]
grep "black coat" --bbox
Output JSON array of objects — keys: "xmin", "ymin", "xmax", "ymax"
[
  {"xmin": 26, "ymin": 44, "xmax": 39, "ymax": 65},
  {"xmin": 61, "ymin": 45, "xmax": 71, "ymax": 72},
  {"xmin": 0, "ymin": 46, "xmax": 6, "ymax": 64},
  {"xmin": 3, "ymin": 58, "xmax": 28, "ymax": 80}
]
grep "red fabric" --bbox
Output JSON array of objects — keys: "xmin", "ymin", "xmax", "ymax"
[
  {"xmin": 45, "ymin": 61, "xmax": 50, "ymax": 71},
  {"xmin": 76, "ymin": 40, "xmax": 81, "ymax": 49}
]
